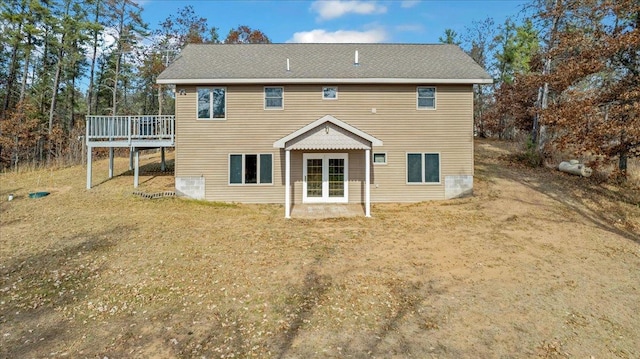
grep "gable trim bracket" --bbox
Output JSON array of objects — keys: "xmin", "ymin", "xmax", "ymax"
[{"xmin": 273, "ymin": 115, "xmax": 383, "ymax": 149}]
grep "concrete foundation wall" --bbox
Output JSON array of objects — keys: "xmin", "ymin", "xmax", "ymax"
[
  {"xmin": 176, "ymin": 176, "xmax": 205, "ymax": 200},
  {"xmin": 444, "ymin": 175, "xmax": 473, "ymax": 199}
]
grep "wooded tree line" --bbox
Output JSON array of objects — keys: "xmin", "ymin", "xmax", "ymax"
[
  {"xmin": 0, "ymin": 1, "xmax": 269, "ymax": 169},
  {"xmin": 1, "ymin": 0, "xmax": 637, "ymax": 181},
  {"xmin": 445, "ymin": 0, "xmax": 638, "ymax": 178}
]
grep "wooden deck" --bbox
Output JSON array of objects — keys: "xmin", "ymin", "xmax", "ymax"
[
  {"xmin": 85, "ymin": 115, "xmax": 175, "ymax": 189},
  {"xmin": 86, "ymin": 115, "xmax": 175, "ymax": 148}
]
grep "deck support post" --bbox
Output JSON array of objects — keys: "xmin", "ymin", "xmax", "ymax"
[
  {"xmin": 161, "ymin": 147, "xmax": 166, "ymax": 172},
  {"xmin": 285, "ymin": 149, "xmax": 291, "ymax": 219},
  {"xmin": 86, "ymin": 146, "xmax": 92, "ymax": 189},
  {"xmin": 365, "ymin": 148, "xmax": 371, "ymax": 217},
  {"xmin": 134, "ymin": 149, "xmax": 140, "ymax": 188},
  {"xmin": 129, "ymin": 148, "xmax": 134, "ymax": 170},
  {"xmin": 108, "ymin": 147, "xmax": 114, "ymax": 178}
]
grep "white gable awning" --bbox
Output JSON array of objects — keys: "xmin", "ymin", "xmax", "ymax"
[{"xmin": 273, "ymin": 115, "xmax": 383, "ymax": 151}]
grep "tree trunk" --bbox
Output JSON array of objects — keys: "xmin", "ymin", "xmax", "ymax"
[
  {"xmin": 618, "ymin": 130, "xmax": 628, "ymax": 176},
  {"xmin": 87, "ymin": 0, "xmax": 101, "ymax": 116},
  {"xmin": 19, "ymin": 35, "xmax": 32, "ymax": 104},
  {"xmin": 0, "ymin": 21, "xmax": 23, "ymax": 161},
  {"xmin": 49, "ymin": 43, "xmax": 64, "ymax": 135},
  {"xmin": 619, "ymin": 152, "xmax": 628, "ymax": 174},
  {"xmin": 533, "ymin": 0, "xmax": 561, "ymax": 146},
  {"xmin": 158, "ymin": 84, "xmax": 163, "ymax": 115},
  {"xmin": 2, "ymin": 22, "xmax": 23, "ymax": 118},
  {"xmin": 39, "ymin": 28, "xmax": 50, "ymax": 115},
  {"xmin": 70, "ymin": 68, "xmax": 76, "ymax": 131},
  {"xmin": 112, "ymin": 52, "xmax": 121, "ymax": 115},
  {"xmin": 112, "ymin": 0, "xmax": 126, "ymax": 116},
  {"xmin": 96, "ymin": 59, "xmax": 106, "ymax": 114},
  {"xmin": 123, "ymin": 77, "xmax": 128, "ymax": 113},
  {"xmin": 532, "ymin": 63, "xmax": 551, "ymax": 145}
]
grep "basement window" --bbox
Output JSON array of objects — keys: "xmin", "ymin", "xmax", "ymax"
[
  {"xmin": 407, "ymin": 153, "xmax": 440, "ymax": 184},
  {"xmin": 229, "ymin": 154, "xmax": 273, "ymax": 185},
  {"xmin": 373, "ymin": 152, "xmax": 387, "ymax": 165}
]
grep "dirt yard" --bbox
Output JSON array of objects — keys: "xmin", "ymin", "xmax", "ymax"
[{"xmin": 1, "ymin": 140, "xmax": 639, "ymax": 358}]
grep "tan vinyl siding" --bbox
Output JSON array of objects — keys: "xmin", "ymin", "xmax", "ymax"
[{"xmin": 175, "ymin": 84, "xmax": 473, "ymax": 203}]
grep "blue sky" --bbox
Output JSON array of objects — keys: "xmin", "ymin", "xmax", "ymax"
[{"xmin": 140, "ymin": 0, "xmax": 531, "ymax": 43}]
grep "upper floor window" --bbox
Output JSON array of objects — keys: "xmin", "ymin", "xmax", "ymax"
[
  {"xmin": 197, "ymin": 87, "xmax": 226, "ymax": 119},
  {"xmin": 417, "ymin": 87, "xmax": 436, "ymax": 110},
  {"xmin": 264, "ymin": 87, "xmax": 283, "ymax": 109},
  {"xmin": 322, "ymin": 87, "xmax": 338, "ymax": 100}
]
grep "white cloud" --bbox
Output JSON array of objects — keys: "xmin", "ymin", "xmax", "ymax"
[
  {"xmin": 80, "ymin": 26, "xmax": 117, "ymax": 61},
  {"xmin": 310, "ymin": 1, "xmax": 387, "ymax": 21},
  {"xmin": 400, "ymin": 0, "xmax": 420, "ymax": 8},
  {"xmin": 395, "ymin": 24, "xmax": 424, "ymax": 32},
  {"xmin": 287, "ymin": 28, "xmax": 387, "ymax": 43}
]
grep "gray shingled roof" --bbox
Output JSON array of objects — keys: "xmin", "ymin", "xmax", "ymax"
[{"xmin": 157, "ymin": 43, "xmax": 492, "ymax": 84}]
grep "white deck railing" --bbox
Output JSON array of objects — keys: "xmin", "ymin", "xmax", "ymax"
[{"xmin": 86, "ymin": 115, "xmax": 175, "ymax": 145}]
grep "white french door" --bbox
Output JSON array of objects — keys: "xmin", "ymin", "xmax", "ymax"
[{"xmin": 303, "ymin": 153, "xmax": 348, "ymax": 203}]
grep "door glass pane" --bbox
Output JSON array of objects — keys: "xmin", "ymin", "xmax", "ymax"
[
  {"xmin": 407, "ymin": 153, "xmax": 422, "ymax": 183},
  {"xmin": 230, "ymin": 155, "xmax": 242, "ymax": 184},
  {"xmin": 425, "ymin": 153, "xmax": 440, "ymax": 183},
  {"xmin": 244, "ymin": 155, "xmax": 257, "ymax": 184},
  {"xmin": 306, "ymin": 159, "xmax": 323, "ymax": 197},
  {"xmin": 328, "ymin": 158, "xmax": 344, "ymax": 197},
  {"xmin": 259, "ymin": 154, "xmax": 272, "ymax": 184}
]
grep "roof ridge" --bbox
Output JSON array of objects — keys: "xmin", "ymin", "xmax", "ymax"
[{"xmin": 160, "ymin": 43, "xmax": 492, "ymax": 84}]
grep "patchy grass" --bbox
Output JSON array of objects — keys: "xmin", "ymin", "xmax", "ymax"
[{"xmin": 1, "ymin": 142, "xmax": 639, "ymax": 358}]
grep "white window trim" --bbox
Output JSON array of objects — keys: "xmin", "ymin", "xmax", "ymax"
[
  {"xmin": 373, "ymin": 152, "xmax": 387, "ymax": 165},
  {"xmin": 405, "ymin": 152, "xmax": 441, "ymax": 185},
  {"xmin": 228, "ymin": 153, "xmax": 274, "ymax": 186},
  {"xmin": 196, "ymin": 87, "xmax": 227, "ymax": 120},
  {"xmin": 416, "ymin": 86, "xmax": 437, "ymax": 111},
  {"xmin": 322, "ymin": 86, "xmax": 338, "ymax": 100},
  {"xmin": 264, "ymin": 86, "xmax": 284, "ymax": 110}
]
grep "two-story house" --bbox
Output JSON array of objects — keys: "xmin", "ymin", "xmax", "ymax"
[{"xmin": 156, "ymin": 43, "xmax": 492, "ymax": 218}]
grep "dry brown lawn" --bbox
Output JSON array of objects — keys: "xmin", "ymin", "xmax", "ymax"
[{"xmin": 1, "ymin": 140, "xmax": 639, "ymax": 358}]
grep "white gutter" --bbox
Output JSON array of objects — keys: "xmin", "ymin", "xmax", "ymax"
[{"xmin": 157, "ymin": 78, "xmax": 494, "ymax": 85}]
